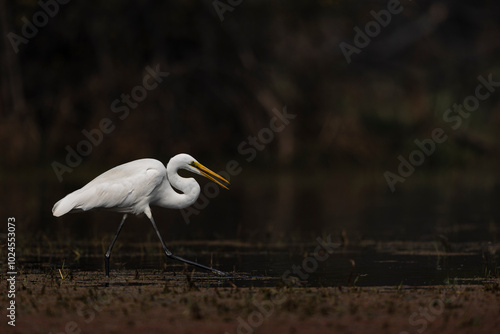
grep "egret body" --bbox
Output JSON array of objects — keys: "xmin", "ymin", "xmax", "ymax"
[{"xmin": 52, "ymin": 153, "xmax": 229, "ymax": 276}]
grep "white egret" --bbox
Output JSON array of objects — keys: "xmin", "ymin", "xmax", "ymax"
[{"xmin": 52, "ymin": 153, "xmax": 229, "ymax": 277}]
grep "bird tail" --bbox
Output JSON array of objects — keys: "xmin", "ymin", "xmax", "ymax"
[{"xmin": 52, "ymin": 192, "xmax": 80, "ymax": 217}]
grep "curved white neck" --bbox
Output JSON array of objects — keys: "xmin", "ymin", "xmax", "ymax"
[{"xmin": 164, "ymin": 164, "xmax": 201, "ymax": 209}]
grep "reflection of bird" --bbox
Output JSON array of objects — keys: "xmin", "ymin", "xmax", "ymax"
[{"xmin": 52, "ymin": 153, "xmax": 229, "ymax": 277}]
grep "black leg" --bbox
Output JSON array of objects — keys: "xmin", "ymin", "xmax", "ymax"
[
  {"xmin": 147, "ymin": 214, "xmax": 228, "ymax": 276},
  {"xmin": 104, "ymin": 214, "xmax": 127, "ymax": 277}
]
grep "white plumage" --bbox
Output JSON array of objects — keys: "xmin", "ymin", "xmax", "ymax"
[{"xmin": 52, "ymin": 153, "xmax": 229, "ymax": 276}]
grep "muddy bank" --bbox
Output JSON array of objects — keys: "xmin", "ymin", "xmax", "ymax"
[{"xmin": 1, "ymin": 271, "xmax": 499, "ymax": 334}]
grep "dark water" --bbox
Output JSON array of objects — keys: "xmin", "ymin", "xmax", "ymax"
[
  {"xmin": 4, "ymin": 169, "xmax": 500, "ymax": 287},
  {"xmin": 20, "ymin": 242, "xmax": 496, "ymax": 287}
]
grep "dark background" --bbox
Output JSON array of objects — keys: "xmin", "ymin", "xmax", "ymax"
[{"xmin": 1, "ymin": 0, "xmax": 500, "ymax": 245}]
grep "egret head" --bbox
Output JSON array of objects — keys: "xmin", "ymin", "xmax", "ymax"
[{"xmin": 172, "ymin": 153, "xmax": 230, "ymax": 190}]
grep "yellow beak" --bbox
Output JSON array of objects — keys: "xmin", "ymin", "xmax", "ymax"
[{"xmin": 190, "ymin": 161, "xmax": 230, "ymax": 190}]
